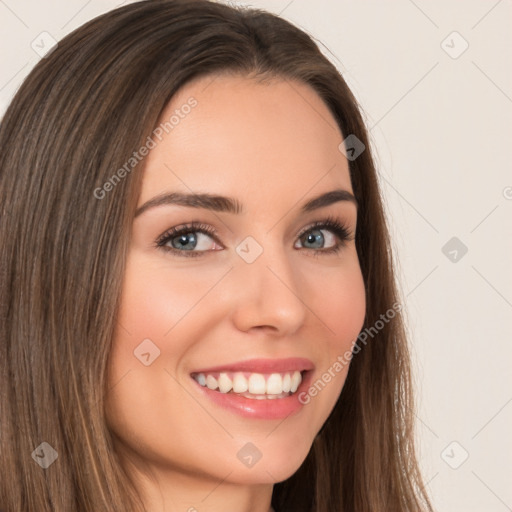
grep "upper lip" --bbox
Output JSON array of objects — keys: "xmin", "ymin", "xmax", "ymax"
[{"xmin": 191, "ymin": 357, "xmax": 314, "ymax": 374}]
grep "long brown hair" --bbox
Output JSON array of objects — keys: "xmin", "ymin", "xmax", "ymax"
[{"xmin": 0, "ymin": 1, "xmax": 434, "ymax": 510}]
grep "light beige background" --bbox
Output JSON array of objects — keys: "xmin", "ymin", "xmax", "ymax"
[{"xmin": 1, "ymin": 1, "xmax": 511, "ymax": 510}]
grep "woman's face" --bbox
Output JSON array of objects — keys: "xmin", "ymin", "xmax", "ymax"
[{"xmin": 105, "ymin": 74, "xmax": 366, "ymax": 492}]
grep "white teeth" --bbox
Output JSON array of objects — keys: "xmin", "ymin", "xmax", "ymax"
[
  {"xmin": 217, "ymin": 373, "xmax": 232, "ymax": 393},
  {"xmin": 266, "ymin": 373, "xmax": 282, "ymax": 395},
  {"xmin": 282, "ymin": 373, "xmax": 291, "ymax": 393},
  {"xmin": 290, "ymin": 370, "xmax": 301, "ymax": 393},
  {"xmin": 193, "ymin": 370, "xmax": 304, "ymax": 398},
  {"xmin": 206, "ymin": 375, "xmax": 218, "ymax": 390},
  {"xmin": 248, "ymin": 373, "xmax": 266, "ymax": 394},
  {"xmin": 238, "ymin": 391, "xmax": 290, "ymax": 400},
  {"xmin": 232, "ymin": 373, "xmax": 248, "ymax": 393}
]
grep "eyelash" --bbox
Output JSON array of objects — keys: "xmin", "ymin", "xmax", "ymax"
[{"xmin": 154, "ymin": 215, "xmax": 354, "ymax": 259}]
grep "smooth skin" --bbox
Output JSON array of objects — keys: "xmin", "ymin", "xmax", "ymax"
[{"xmin": 105, "ymin": 73, "xmax": 366, "ymax": 512}]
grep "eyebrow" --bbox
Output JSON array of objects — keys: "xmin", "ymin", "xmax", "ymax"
[{"xmin": 134, "ymin": 188, "xmax": 357, "ymax": 218}]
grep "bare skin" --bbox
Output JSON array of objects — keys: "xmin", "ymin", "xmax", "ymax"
[{"xmin": 105, "ymin": 73, "xmax": 366, "ymax": 512}]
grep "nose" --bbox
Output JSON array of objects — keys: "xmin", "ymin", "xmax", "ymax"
[{"xmin": 228, "ymin": 240, "xmax": 308, "ymax": 336}]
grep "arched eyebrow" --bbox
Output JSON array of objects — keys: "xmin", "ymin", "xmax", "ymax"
[{"xmin": 134, "ymin": 188, "xmax": 357, "ymax": 218}]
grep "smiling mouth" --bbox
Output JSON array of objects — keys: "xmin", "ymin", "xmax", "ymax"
[{"xmin": 190, "ymin": 370, "xmax": 305, "ymax": 400}]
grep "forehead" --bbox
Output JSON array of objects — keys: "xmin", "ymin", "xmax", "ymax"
[{"xmin": 139, "ymin": 74, "xmax": 352, "ymax": 212}]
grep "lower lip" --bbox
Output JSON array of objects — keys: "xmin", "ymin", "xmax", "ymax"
[{"xmin": 190, "ymin": 371, "xmax": 314, "ymax": 420}]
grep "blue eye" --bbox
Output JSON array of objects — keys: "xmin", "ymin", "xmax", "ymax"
[
  {"xmin": 155, "ymin": 222, "xmax": 220, "ymax": 258},
  {"xmin": 295, "ymin": 216, "xmax": 352, "ymax": 256},
  {"xmin": 155, "ymin": 215, "xmax": 353, "ymax": 258}
]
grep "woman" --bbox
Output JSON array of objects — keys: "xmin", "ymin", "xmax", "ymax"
[{"xmin": 0, "ymin": 1, "xmax": 434, "ymax": 510}]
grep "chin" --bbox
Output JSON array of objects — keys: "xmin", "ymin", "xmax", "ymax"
[{"xmin": 222, "ymin": 439, "xmax": 313, "ymax": 485}]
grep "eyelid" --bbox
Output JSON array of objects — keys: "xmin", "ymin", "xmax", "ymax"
[
  {"xmin": 154, "ymin": 215, "xmax": 354, "ymax": 256},
  {"xmin": 154, "ymin": 221, "xmax": 220, "ymax": 248},
  {"xmin": 297, "ymin": 216, "xmax": 354, "ymax": 241}
]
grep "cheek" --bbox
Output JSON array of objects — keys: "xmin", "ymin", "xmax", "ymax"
[
  {"xmin": 115, "ymin": 251, "xmax": 221, "ymax": 344},
  {"xmin": 290, "ymin": 252, "xmax": 365, "ymax": 422},
  {"xmin": 105, "ymin": 254, "xmax": 231, "ymax": 471},
  {"xmin": 304, "ymin": 251, "xmax": 366, "ymax": 352}
]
